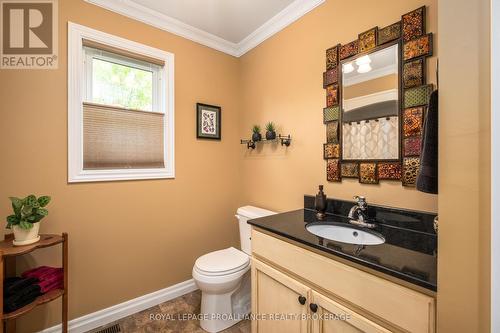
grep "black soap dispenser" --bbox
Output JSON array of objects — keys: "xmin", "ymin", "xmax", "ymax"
[{"xmin": 314, "ymin": 185, "xmax": 327, "ymax": 220}]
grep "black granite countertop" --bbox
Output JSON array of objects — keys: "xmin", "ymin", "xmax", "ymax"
[{"xmin": 248, "ymin": 197, "xmax": 437, "ymax": 291}]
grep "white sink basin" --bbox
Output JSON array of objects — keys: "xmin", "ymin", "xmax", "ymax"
[{"xmin": 306, "ymin": 223, "xmax": 385, "ymax": 245}]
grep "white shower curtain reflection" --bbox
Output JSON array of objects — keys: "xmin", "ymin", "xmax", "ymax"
[{"xmin": 343, "ymin": 116, "xmax": 398, "ymax": 160}]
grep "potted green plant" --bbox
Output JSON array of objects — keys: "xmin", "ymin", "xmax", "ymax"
[
  {"xmin": 6, "ymin": 195, "xmax": 51, "ymax": 246},
  {"xmin": 265, "ymin": 122, "xmax": 276, "ymax": 140},
  {"xmin": 252, "ymin": 125, "xmax": 262, "ymax": 142}
]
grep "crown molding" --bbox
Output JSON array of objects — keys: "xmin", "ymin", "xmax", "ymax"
[
  {"xmin": 84, "ymin": 0, "xmax": 238, "ymax": 56},
  {"xmin": 235, "ymin": 0, "xmax": 325, "ymax": 56},
  {"xmin": 84, "ymin": 0, "xmax": 325, "ymax": 57}
]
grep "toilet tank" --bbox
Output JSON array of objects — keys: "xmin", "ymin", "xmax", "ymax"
[{"xmin": 236, "ymin": 206, "xmax": 276, "ymax": 255}]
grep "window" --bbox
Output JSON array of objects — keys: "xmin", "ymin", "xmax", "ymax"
[
  {"xmin": 86, "ymin": 50, "xmax": 156, "ymax": 111},
  {"xmin": 68, "ymin": 23, "xmax": 174, "ymax": 182}
]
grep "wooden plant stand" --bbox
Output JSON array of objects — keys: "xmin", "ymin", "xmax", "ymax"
[{"xmin": 0, "ymin": 233, "xmax": 68, "ymax": 333}]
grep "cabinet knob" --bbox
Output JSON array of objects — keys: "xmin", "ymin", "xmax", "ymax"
[
  {"xmin": 310, "ymin": 303, "xmax": 318, "ymax": 313},
  {"xmin": 298, "ymin": 296, "xmax": 306, "ymax": 305}
]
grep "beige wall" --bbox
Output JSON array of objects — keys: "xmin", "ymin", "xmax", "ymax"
[
  {"xmin": 0, "ymin": 0, "xmax": 243, "ymax": 330},
  {"xmin": 239, "ymin": 0, "xmax": 438, "ymax": 214},
  {"xmin": 438, "ymin": 0, "xmax": 491, "ymax": 332}
]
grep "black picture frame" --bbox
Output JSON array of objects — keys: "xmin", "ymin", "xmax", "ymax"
[{"xmin": 196, "ymin": 103, "xmax": 221, "ymax": 140}]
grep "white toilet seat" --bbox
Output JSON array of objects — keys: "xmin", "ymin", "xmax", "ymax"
[
  {"xmin": 192, "ymin": 264, "xmax": 250, "ymax": 290},
  {"xmin": 194, "ymin": 247, "xmax": 249, "ymax": 277},
  {"xmin": 193, "ymin": 263, "xmax": 249, "ymax": 278}
]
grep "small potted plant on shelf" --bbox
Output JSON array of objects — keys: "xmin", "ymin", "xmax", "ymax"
[
  {"xmin": 6, "ymin": 195, "xmax": 51, "ymax": 246},
  {"xmin": 265, "ymin": 122, "xmax": 276, "ymax": 140},
  {"xmin": 252, "ymin": 125, "xmax": 262, "ymax": 142}
]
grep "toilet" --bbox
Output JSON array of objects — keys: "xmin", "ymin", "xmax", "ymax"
[{"xmin": 192, "ymin": 206, "xmax": 276, "ymax": 333}]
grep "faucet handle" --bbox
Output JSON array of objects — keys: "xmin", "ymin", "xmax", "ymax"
[{"xmin": 353, "ymin": 195, "xmax": 367, "ymax": 208}]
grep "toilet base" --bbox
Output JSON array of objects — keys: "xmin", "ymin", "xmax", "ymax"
[{"xmin": 198, "ymin": 272, "xmax": 251, "ymax": 333}]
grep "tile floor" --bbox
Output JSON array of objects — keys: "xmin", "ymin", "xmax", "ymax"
[{"xmin": 90, "ymin": 291, "xmax": 250, "ymax": 333}]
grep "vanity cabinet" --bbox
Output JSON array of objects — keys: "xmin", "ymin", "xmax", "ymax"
[
  {"xmin": 251, "ymin": 228, "xmax": 436, "ymax": 333},
  {"xmin": 310, "ymin": 290, "xmax": 390, "ymax": 333},
  {"xmin": 252, "ymin": 259, "xmax": 309, "ymax": 333},
  {"xmin": 252, "ymin": 258, "xmax": 389, "ymax": 333}
]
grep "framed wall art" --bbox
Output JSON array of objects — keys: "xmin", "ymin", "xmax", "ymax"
[{"xmin": 196, "ymin": 103, "xmax": 221, "ymax": 140}]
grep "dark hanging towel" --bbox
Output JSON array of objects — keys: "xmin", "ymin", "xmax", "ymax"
[{"xmin": 417, "ymin": 90, "xmax": 438, "ymax": 194}]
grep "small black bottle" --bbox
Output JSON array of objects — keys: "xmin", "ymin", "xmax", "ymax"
[{"xmin": 314, "ymin": 185, "xmax": 327, "ymax": 220}]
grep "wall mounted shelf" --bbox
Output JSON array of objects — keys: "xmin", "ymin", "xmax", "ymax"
[{"xmin": 240, "ymin": 135, "xmax": 292, "ymax": 149}]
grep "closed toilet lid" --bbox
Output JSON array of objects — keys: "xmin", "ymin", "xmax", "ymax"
[{"xmin": 195, "ymin": 247, "xmax": 249, "ymax": 276}]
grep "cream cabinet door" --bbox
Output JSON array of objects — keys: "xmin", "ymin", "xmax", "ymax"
[
  {"xmin": 252, "ymin": 259, "xmax": 310, "ymax": 333},
  {"xmin": 310, "ymin": 291, "xmax": 391, "ymax": 333}
]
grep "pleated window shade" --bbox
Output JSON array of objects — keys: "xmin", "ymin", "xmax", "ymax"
[
  {"xmin": 83, "ymin": 102, "xmax": 164, "ymax": 169},
  {"xmin": 82, "ymin": 39, "xmax": 165, "ymax": 66}
]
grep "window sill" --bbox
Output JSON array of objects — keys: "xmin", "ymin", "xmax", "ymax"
[{"xmin": 68, "ymin": 169, "xmax": 175, "ymax": 183}]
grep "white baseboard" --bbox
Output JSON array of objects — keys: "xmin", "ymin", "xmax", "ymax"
[{"xmin": 41, "ymin": 279, "xmax": 198, "ymax": 333}]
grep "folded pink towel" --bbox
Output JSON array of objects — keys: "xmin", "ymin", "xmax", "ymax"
[
  {"xmin": 39, "ymin": 279, "xmax": 63, "ymax": 293},
  {"xmin": 38, "ymin": 270, "xmax": 62, "ymax": 285},
  {"xmin": 22, "ymin": 266, "xmax": 63, "ymax": 293},
  {"xmin": 22, "ymin": 266, "xmax": 62, "ymax": 280}
]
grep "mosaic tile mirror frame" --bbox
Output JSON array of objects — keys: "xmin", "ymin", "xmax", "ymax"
[{"xmin": 323, "ymin": 6, "xmax": 433, "ymax": 186}]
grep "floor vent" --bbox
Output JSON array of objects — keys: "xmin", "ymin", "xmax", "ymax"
[{"xmin": 89, "ymin": 323, "xmax": 121, "ymax": 333}]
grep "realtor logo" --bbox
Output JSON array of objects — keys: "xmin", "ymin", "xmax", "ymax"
[{"xmin": 1, "ymin": 0, "xmax": 58, "ymax": 69}]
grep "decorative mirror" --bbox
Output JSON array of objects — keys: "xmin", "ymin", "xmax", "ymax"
[
  {"xmin": 342, "ymin": 43, "xmax": 400, "ymax": 161},
  {"xmin": 322, "ymin": 6, "xmax": 433, "ymax": 186}
]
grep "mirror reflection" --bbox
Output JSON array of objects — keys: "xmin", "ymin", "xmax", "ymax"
[{"xmin": 341, "ymin": 44, "xmax": 399, "ymax": 160}]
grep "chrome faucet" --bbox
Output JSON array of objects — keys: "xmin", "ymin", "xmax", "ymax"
[{"xmin": 348, "ymin": 196, "xmax": 375, "ymax": 228}]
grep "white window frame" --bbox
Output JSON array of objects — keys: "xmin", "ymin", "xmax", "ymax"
[{"xmin": 68, "ymin": 22, "xmax": 175, "ymax": 182}]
